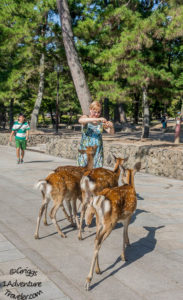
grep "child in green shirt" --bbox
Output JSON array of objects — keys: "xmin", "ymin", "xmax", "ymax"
[{"xmin": 9, "ymin": 113, "xmax": 30, "ymax": 164}]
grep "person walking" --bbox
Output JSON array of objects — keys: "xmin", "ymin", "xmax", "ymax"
[
  {"xmin": 77, "ymin": 101, "xmax": 114, "ymax": 168},
  {"xmin": 9, "ymin": 113, "xmax": 30, "ymax": 164},
  {"xmin": 161, "ymin": 114, "xmax": 167, "ymax": 131}
]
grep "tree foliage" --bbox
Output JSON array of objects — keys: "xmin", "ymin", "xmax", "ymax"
[{"xmin": 0, "ymin": 0, "xmax": 183, "ymax": 130}]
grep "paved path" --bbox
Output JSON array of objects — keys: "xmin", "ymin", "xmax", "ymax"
[{"xmin": 0, "ymin": 145, "xmax": 183, "ymax": 300}]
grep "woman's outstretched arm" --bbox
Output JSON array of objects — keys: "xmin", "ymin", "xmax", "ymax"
[{"xmin": 78, "ymin": 115, "xmax": 107, "ymax": 125}]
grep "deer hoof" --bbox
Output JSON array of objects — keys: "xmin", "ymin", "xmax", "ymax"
[
  {"xmin": 34, "ymin": 234, "xmax": 39, "ymax": 240},
  {"xmin": 60, "ymin": 233, "xmax": 67, "ymax": 238},
  {"xmin": 84, "ymin": 279, "xmax": 91, "ymax": 291},
  {"xmin": 121, "ymin": 254, "xmax": 126, "ymax": 261},
  {"xmin": 78, "ymin": 231, "xmax": 83, "ymax": 240}
]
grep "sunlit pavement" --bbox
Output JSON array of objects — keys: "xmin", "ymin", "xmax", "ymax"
[{"xmin": 0, "ymin": 145, "xmax": 183, "ymax": 300}]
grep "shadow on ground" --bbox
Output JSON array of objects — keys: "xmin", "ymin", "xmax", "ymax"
[
  {"xmin": 25, "ymin": 160, "xmax": 53, "ymax": 163},
  {"xmin": 137, "ymin": 193, "xmax": 144, "ymax": 200},
  {"xmin": 38, "ymin": 222, "xmax": 77, "ymax": 240},
  {"xmin": 89, "ymin": 225, "xmax": 164, "ymax": 290},
  {"xmin": 82, "ymin": 209, "xmax": 150, "ymax": 242}
]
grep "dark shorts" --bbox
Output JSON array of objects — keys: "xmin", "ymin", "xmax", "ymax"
[{"xmin": 15, "ymin": 139, "xmax": 27, "ymax": 150}]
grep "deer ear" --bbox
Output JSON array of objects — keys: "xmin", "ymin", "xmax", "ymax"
[
  {"xmin": 119, "ymin": 165, "xmax": 126, "ymax": 184},
  {"xmin": 124, "ymin": 157, "xmax": 128, "ymax": 163},
  {"xmin": 119, "ymin": 165, "xmax": 126, "ymax": 175},
  {"xmin": 133, "ymin": 162, "xmax": 141, "ymax": 175},
  {"xmin": 111, "ymin": 153, "xmax": 117, "ymax": 160},
  {"xmin": 78, "ymin": 149, "xmax": 85, "ymax": 154}
]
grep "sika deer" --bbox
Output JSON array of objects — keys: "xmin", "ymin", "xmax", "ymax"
[
  {"xmin": 39, "ymin": 146, "xmax": 97, "ymax": 227},
  {"xmin": 34, "ymin": 146, "xmax": 97, "ymax": 239},
  {"xmin": 84, "ymin": 162, "xmax": 141, "ymax": 291},
  {"xmin": 78, "ymin": 156, "xmax": 128, "ymax": 240},
  {"xmin": 54, "ymin": 146, "xmax": 97, "ymax": 223},
  {"xmin": 54, "ymin": 146, "xmax": 97, "ymax": 175},
  {"xmin": 34, "ymin": 170, "xmax": 82, "ymax": 239}
]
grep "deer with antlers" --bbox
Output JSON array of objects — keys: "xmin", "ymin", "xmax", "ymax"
[{"xmin": 83, "ymin": 162, "xmax": 141, "ymax": 291}]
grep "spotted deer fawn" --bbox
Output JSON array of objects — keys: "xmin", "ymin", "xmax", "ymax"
[
  {"xmin": 84, "ymin": 162, "xmax": 141, "ymax": 290},
  {"xmin": 78, "ymin": 156, "xmax": 128, "ymax": 240},
  {"xmin": 34, "ymin": 146, "xmax": 96, "ymax": 239}
]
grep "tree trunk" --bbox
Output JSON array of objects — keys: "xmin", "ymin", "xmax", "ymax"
[
  {"xmin": 30, "ymin": 53, "xmax": 45, "ymax": 130},
  {"xmin": 141, "ymin": 87, "xmax": 149, "ymax": 139},
  {"xmin": 114, "ymin": 103, "xmax": 127, "ymax": 123},
  {"xmin": 0, "ymin": 103, "xmax": 6, "ymax": 129},
  {"xmin": 49, "ymin": 104, "xmax": 55, "ymax": 128},
  {"xmin": 57, "ymin": 0, "xmax": 91, "ymax": 115},
  {"xmin": 103, "ymin": 98, "xmax": 109, "ymax": 120},
  {"xmin": 133, "ymin": 93, "xmax": 140, "ymax": 124},
  {"xmin": 56, "ymin": 69, "xmax": 60, "ymax": 134},
  {"xmin": 174, "ymin": 117, "xmax": 181, "ymax": 144},
  {"xmin": 118, "ymin": 103, "xmax": 127, "ymax": 123},
  {"xmin": 114, "ymin": 103, "xmax": 120, "ymax": 123},
  {"xmin": 181, "ymin": 98, "xmax": 183, "ymax": 115},
  {"xmin": 30, "ymin": 13, "xmax": 47, "ymax": 131},
  {"xmin": 9, "ymin": 98, "xmax": 14, "ymax": 130}
]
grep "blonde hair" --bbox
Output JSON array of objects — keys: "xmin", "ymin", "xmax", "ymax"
[{"xmin": 89, "ymin": 101, "xmax": 102, "ymax": 112}]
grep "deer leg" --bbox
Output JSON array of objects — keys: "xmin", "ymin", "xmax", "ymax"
[
  {"xmin": 78, "ymin": 202, "xmax": 87, "ymax": 240},
  {"xmin": 77, "ymin": 200, "xmax": 81, "ymax": 212},
  {"xmin": 95, "ymin": 213, "xmax": 100, "ymax": 232},
  {"xmin": 125, "ymin": 216, "xmax": 131, "ymax": 246},
  {"xmin": 50, "ymin": 203, "xmax": 66, "ymax": 238},
  {"xmin": 85, "ymin": 205, "xmax": 95, "ymax": 227},
  {"xmin": 85, "ymin": 224, "xmax": 113, "ymax": 291},
  {"xmin": 95, "ymin": 220, "xmax": 103, "ymax": 274},
  {"xmin": 43, "ymin": 202, "xmax": 49, "ymax": 225},
  {"xmin": 34, "ymin": 197, "xmax": 49, "ymax": 239},
  {"xmin": 95, "ymin": 255, "xmax": 101, "ymax": 275},
  {"xmin": 39, "ymin": 191, "xmax": 49, "ymax": 226},
  {"xmin": 72, "ymin": 199, "xmax": 80, "ymax": 229},
  {"xmin": 85, "ymin": 229, "xmax": 102, "ymax": 291},
  {"xmin": 95, "ymin": 221, "xmax": 113, "ymax": 275},
  {"xmin": 121, "ymin": 216, "xmax": 131, "ymax": 261},
  {"xmin": 65, "ymin": 199, "xmax": 75, "ymax": 227},
  {"xmin": 60, "ymin": 201, "xmax": 72, "ymax": 224}
]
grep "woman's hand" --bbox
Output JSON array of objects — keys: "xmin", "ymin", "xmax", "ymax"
[
  {"xmin": 98, "ymin": 117, "xmax": 107, "ymax": 123},
  {"xmin": 105, "ymin": 121, "xmax": 113, "ymax": 128},
  {"xmin": 103, "ymin": 121, "xmax": 115, "ymax": 134}
]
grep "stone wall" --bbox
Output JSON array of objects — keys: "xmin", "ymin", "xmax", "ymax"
[
  {"xmin": 46, "ymin": 136, "xmax": 183, "ymax": 180},
  {"xmin": 0, "ymin": 132, "xmax": 54, "ymax": 147},
  {"xmin": 1, "ymin": 132, "xmax": 183, "ymax": 180},
  {"xmin": 0, "ymin": 133, "xmax": 9, "ymax": 146}
]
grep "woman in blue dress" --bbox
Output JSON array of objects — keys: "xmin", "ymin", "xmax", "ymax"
[{"xmin": 78, "ymin": 101, "xmax": 114, "ymax": 168}]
